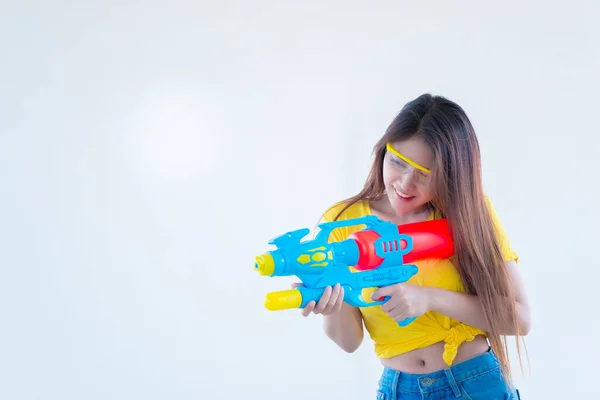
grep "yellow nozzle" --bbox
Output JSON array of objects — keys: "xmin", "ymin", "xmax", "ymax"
[
  {"xmin": 254, "ymin": 253, "xmax": 275, "ymax": 276},
  {"xmin": 264, "ymin": 289, "xmax": 303, "ymax": 310}
]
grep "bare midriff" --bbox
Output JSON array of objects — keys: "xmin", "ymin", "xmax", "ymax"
[{"xmin": 380, "ymin": 335, "xmax": 489, "ymax": 373}]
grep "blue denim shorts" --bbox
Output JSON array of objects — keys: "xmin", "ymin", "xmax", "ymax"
[{"xmin": 376, "ymin": 348, "xmax": 521, "ymax": 399}]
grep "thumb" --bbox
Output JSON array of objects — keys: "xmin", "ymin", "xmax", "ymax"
[{"xmin": 291, "ymin": 282, "xmax": 303, "ymax": 289}]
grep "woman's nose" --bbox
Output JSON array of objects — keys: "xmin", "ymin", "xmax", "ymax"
[{"xmin": 397, "ymin": 175, "xmax": 415, "ymax": 192}]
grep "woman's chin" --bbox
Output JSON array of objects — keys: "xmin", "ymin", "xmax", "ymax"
[{"xmin": 390, "ymin": 197, "xmax": 427, "ymax": 216}]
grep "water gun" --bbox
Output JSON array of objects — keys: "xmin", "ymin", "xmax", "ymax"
[{"xmin": 254, "ymin": 215, "xmax": 454, "ymax": 327}]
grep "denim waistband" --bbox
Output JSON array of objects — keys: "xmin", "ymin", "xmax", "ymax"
[{"xmin": 379, "ymin": 348, "xmax": 503, "ymax": 395}]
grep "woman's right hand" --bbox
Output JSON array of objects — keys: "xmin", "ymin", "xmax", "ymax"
[{"xmin": 291, "ymin": 283, "xmax": 345, "ymax": 317}]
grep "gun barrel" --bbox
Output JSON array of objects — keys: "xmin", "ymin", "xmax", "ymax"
[{"xmin": 254, "ymin": 253, "xmax": 275, "ymax": 276}]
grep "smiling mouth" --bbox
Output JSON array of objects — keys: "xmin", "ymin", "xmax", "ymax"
[{"xmin": 393, "ymin": 186, "xmax": 415, "ymax": 201}]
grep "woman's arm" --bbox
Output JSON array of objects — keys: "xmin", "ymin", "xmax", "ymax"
[
  {"xmin": 323, "ymin": 303, "xmax": 364, "ymax": 353},
  {"xmin": 299, "ymin": 283, "xmax": 364, "ymax": 352},
  {"xmin": 373, "ymin": 259, "xmax": 531, "ymax": 335},
  {"xmin": 428, "ymin": 260, "xmax": 531, "ymax": 335}
]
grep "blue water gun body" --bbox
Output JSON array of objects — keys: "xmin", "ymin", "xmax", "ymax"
[{"xmin": 254, "ymin": 215, "xmax": 445, "ymax": 327}]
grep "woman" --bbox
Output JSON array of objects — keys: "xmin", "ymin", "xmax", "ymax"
[{"xmin": 299, "ymin": 94, "xmax": 530, "ymax": 399}]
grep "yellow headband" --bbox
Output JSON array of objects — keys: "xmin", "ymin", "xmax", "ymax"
[{"xmin": 386, "ymin": 142, "xmax": 431, "ymax": 173}]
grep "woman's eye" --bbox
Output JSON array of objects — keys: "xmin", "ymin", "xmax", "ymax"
[{"xmin": 392, "ymin": 158, "xmax": 405, "ymax": 167}]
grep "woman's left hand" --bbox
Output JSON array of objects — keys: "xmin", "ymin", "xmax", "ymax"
[{"xmin": 371, "ymin": 283, "xmax": 433, "ymax": 323}]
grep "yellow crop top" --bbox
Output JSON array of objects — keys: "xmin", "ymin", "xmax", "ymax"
[{"xmin": 319, "ymin": 196, "xmax": 518, "ymax": 366}]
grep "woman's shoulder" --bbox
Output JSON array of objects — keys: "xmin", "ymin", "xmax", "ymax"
[
  {"xmin": 320, "ymin": 198, "xmax": 371, "ymax": 223},
  {"xmin": 318, "ymin": 199, "xmax": 371, "ymax": 242},
  {"xmin": 482, "ymin": 194, "xmax": 519, "ymax": 262},
  {"xmin": 481, "ymin": 194, "xmax": 506, "ymax": 227}
]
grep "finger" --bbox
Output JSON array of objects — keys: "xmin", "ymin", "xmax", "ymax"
[
  {"xmin": 392, "ymin": 312, "xmax": 407, "ymax": 323},
  {"xmin": 388, "ymin": 306, "xmax": 407, "ymax": 322},
  {"xmin": 333, "ymin": 286, "xmax": 345, "ymax": 313},
  {"xmin": 322, "ymin": 284, "xmax": 341, "ymax": 315},
  {"xmin": 389, "ymin": 304, "xmax": 413, "ymax": 322},
  {"xmin": 301, "ymin": 301, "xmax": 316, "ymax": 317},
  {"xmin": 313, "ymin": 286, "xmax": 333, "ymax": 314},
  {"xmin": 381, "ymin": 296, "xmax": 402, "ymax": 313},
  {"xmin": 291, "ymin": 282, "xmax": 303, "ymax": 289},
  {"xmin": 372, "ymin": 285, "xmax": 396, "ymax": 301}
]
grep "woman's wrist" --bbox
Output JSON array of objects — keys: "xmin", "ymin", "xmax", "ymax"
[{"xmin": 425, "ymin": 286, "xmax": 443, "ymax": 313}]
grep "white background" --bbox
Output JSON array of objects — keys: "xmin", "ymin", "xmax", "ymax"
[{"xmin": 1, "ymin": 1, "xmax": 598, "ymax": 399}]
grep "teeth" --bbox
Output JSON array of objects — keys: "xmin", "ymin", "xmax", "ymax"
[{"xmin": 393, "ymin": 186, "xmax": 413, "ymax": 198}]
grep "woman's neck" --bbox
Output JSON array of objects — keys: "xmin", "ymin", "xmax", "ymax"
[{"xmin": 369, "ymin": 197, "xmax": 434, "ymax": 225}]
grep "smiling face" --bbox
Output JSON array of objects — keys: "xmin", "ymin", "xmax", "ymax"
[{"xmin": 382, "ymin": 136, "xmax": 435, "ymax": 215}]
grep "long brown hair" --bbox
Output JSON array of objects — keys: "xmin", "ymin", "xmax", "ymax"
[{"xmin": 334, "ymin": 94, "xmax": 525, "ymax": 382}]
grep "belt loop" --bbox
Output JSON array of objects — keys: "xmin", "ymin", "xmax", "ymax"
[
  {"xmin": 443, "ymin": 368, "xmax": 462, "ymax": 398},
  {"xmin": 391, "ymin": 369, "xmax": 400, "ymax": 399}
]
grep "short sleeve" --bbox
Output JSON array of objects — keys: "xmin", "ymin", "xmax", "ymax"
[
  {"xmin": 318, "ymin": 202, "xmax": 351, "ymax": 243},
  {"xmin": 484, "ymin": 196, "xmax": 519, "ymax": 263}
]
